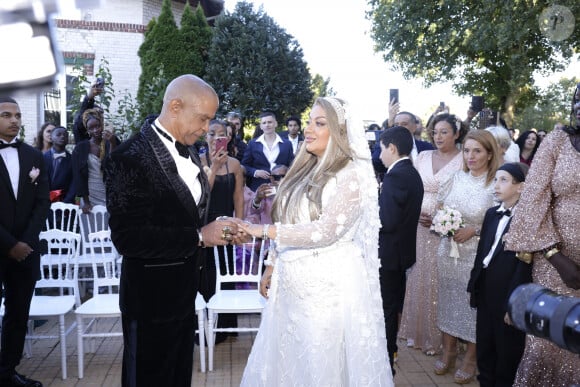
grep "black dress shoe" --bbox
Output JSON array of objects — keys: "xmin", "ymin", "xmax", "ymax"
[{"xmin": 4, "ymin": 372, "xmax": 43, "ymax": 387}]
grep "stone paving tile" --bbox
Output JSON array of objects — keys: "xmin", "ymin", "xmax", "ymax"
[{"xmin": 16, "ymin": 314, "xmax": 477, "ymax": 386}]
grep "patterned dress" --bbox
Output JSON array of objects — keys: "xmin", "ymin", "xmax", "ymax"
[
  {"xmin": 436, "ymin": 170, "xmax": 495, "ymax": 342},
  {"xmin": 399, "ymin": 150, "xmax": 462, "ymax": 353},
  {"xmin": 505, "ymin": 129, "xmax": 580, "ymax": 386},
  {"xmin": 241, "ymin": 162, "xmax": 393, "ymax": 386}
]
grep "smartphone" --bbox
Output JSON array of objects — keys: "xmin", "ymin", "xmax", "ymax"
[
  {"xmin": 265, "ymin": 185, "xmax": 277, "ymax": 197},
  {"xmin": 439, "ymin": 101, "xmax": 445, "ymax": 108},
  {"xmin": 389, "ymin": 89, "xmax": 399, "ymax": 104},
  {"xmin": 95, "ymin": 77, "xmax": 104, "ymax": 88},
  {"xmin": 471, "ymin": 96, "xmax": 484, "ymax": 112},
  {"xmin": 215, "ymin": 137, "xmax": 228, "ymax": 153}
]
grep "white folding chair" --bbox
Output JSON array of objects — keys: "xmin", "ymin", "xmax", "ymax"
[
  {"xmin": 74, "ymin": 230, "xmax": 122, "ymax": 379},
  {"xmin": 44, "ymin": 202, "xmax": 80, "ymax": 233},
  {"xmin": 77, "ymin": 205, "xmax": 112, "ymax": 296},
  {"xmin": 195, "ymin": 292, "xmax": 207, "ymax": 373},
  {"xmin": 22, "ymin": 230, "xmax": 80, "ymax": 380},
  {"xmin": 207, "ymin": 238, "xmax": 267, "ymax": 371}
]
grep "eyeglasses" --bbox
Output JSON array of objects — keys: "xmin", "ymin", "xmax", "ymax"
[{"xmin": 271, "ymin": 174, "xmax": 285, "ymax": 181}]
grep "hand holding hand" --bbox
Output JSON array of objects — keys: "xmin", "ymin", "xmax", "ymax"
[
  {"xmin": 201, "ymin": 218, "xmax": 243, "ymax": 247},
  {"xmin": 453, "ymin": 226, "xmax": 476, "ymax": 243},
  {"xmin": 9, "ymin": 241, "xmax": 33, "ymax": 262}
]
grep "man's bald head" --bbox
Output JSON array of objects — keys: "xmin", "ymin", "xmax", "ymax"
[{"xmin": 158, "ymin": 74, "xmax": 219, "ymax": 145}]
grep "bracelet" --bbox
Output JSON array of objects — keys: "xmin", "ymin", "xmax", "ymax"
[
  {"xmin": 544, "ymin": 248, "xmax": 560, "ymax": 260},
  {"xmin": 197, "ymin": 229, "xmax": 205, "ymax": 248},
  {"xmin": 262, "ymin": 224, "xmax": 270, "ymax": 240},
  {"xmin": 252, "ymin": 198, "xmax": 261, "ymax": 210},
  {"xmin": 516, "ymin": 251, "xmax": 533, "ymax": 264}
]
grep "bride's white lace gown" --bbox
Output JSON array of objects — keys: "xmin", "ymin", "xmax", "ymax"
[{"xmin": 241, "ymin": 162, "xmax": 393, "ymax": 387}]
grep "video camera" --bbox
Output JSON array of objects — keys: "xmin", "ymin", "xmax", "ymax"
[{"xmin": 508, "ymin": 283, "xmax": 580, "ymax": 355}]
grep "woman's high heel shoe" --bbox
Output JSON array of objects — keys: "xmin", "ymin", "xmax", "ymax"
[
  {"xmin": 453, "ymin": 360, "xmax": 477, "ymax": 384},
  {"xmin": 433, "ymin": 352, "xmax": 457, "ymax": 375}
]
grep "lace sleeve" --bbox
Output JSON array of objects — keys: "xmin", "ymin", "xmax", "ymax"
[{"xmin": 275, "ymin": 166, "xmax": 362, "ymax": 249}]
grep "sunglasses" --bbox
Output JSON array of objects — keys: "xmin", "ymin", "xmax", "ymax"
[{"xmin": 271, "ymin": 174, "xmax": 285, "ymax": 181}]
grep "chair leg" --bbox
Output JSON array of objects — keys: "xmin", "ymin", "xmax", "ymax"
[
  {"xmin": 90, "ymin": 318, "xmax": 97, "ymax": 353},
  {"xmin": 76, "ymin": 314, "xmax": 84, "ymax": 379},
  {"xmin": 207, "ymin": 311, "xmax": 215, "ymax": 372},
  {"xmin": 197, "ymin": 310, "xmax": 206, "ymax": 373},
  {"xmin": 25, "ymin": 320, "xmax": 33, "ymax": 358},
  {"xmin": 59, "ymin": 314, "xmax": 67, "ymax": 379}
]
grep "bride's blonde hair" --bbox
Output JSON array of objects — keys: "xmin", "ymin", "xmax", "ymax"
[{"xmin": 272, "ymin": 97, "xmax": 353, "ymax": 223}]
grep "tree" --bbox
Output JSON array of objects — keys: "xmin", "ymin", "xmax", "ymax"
[
  {"xmin": 180, "ymin": 2, "xmax": 213, "ymax": 78},
  {"xmin": 367, "ymin": 0, "xmax": 580, "ymax": 126},
  {"xmin": 513, "ymin": 77, "xmax": 579, "ymax": 131},
  {"xmin": 136, "ymin": 0, "xmax": 179, "ymax": 118},
  {"xmin": 205, "ymin": 1, "xmax": 313, "ymax": 126}
]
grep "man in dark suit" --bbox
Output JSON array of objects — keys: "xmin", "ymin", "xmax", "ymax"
[
  {"xmin": 278, "ymin": 115, "xmax": 304, "ymax": 155},
  {"xmin": 242, "ymin": 111, "xmax": 294, "ymax": 191},
  {"xmin": 467, "ymin": 162, "xmax": 532, "ymax": 387},
  {"xmin": 104, "ymin": 75, "xmax": 242, "ymax": 387},
  {"xmin": 42, "ymin": 126, "xmax": 75, "ymax": 203},
  {"xmin": 0, "ymin": 96, "xmax": 49, "ymax": 387},
  {"xmin": 372, "ymin": 111, "xmax": 434, "ymax": 175},
  {"xmin": 377, "ymin": 126, "xmax": 424, "ymax": 374}
]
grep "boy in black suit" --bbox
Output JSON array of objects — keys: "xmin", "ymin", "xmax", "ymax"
[
  {"xmin": 467, "ymin": 162, "xmax": 532, "ymax": 387},
  {"xmin": 377, "ymin": 126, "xmax": 424, "ymax": 375},
  {"xmin": 0, "ymin": 96, "xmax": 49, "ymax": 387},
  {"xmin": 42, "ymin": 126, "xmax": 75, "ymax": 203}
]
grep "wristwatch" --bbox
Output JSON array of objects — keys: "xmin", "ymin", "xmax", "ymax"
[
  {"xmin": 197, "ymin": 229, "xmax": 205, "ymax": 248},
  {"xmin": 474, "ymin": 228, "xmax": 481, "ymax": 236}
]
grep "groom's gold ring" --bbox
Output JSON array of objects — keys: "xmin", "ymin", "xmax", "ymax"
[{"xmin": 221, "ymin": 226, "xmax": 232, "ymax": 240}]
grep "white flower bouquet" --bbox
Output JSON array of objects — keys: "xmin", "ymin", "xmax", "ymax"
[{"xmin": 431, "ymin": 206, "xmax": 464, "ymax": 261}]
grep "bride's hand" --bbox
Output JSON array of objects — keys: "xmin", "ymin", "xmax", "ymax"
[
  {"xmin": 239, "ymin": 222, "xmax": 263, "ymax": 238},
  {"xmin": 260, "ymin": 266, "xmax": 274, "ymax": 298}
]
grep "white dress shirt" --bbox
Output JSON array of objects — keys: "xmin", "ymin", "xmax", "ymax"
[
  {"xmin": 0, "ymin": 140, "xmax": 20, "ymax": 198},
  {"xmin": 256, "ymin": 134, "xmax": 283, "ymax": 171},
  {"xmin": 153, "ymin": 119, "xmax": 202, "ymax": 204},
  {"xmin": 482, "ymin": 204, "xmax": 515, "ymax": 268},
  {"xmin": 387, "ymin": 156, "xmax": 410, "ymax": 174}
]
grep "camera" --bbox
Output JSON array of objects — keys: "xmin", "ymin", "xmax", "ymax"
[{"xmin": 508, "ymin": 283, "xmax": 580, "ymax": 354}]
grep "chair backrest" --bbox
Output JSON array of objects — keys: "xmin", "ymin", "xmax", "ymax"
[
  {"xmin": 212, "ymin": 237, "xmax": 266, "ymax": 292},
  {"xmin": 45, "ymin": 202, "xmax": 80, "ymax": 233},
  {"xmin": 37, "ymin": 230, "xmax": 81, "ymax": 306},
  {"xmin": 78, "ymin": 205, "xmax": 109, "ymax": 255},
  {"xmin": 87, "ymin": 230, "xmax": 120, "ymax": 294}
]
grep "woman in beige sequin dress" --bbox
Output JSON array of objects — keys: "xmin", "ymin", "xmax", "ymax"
[
  {"xmin": 434, "ymin": 130, "xmax": 500, "ymax": 384},
  {"xmin": 504, "ymin": 100, "xmax": 580, "ymax": 386},
  {"xmin": 400, "ymin": 114, "xmax": 465, "ymax": 355}
]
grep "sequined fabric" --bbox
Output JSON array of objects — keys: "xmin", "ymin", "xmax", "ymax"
[
  {"xmin": 504, "ymin": 128, "xmax": 580, "ymax": 386},
  {"xmin": 436, "ymin": 170, "xmax": 495, "ymax": 342},
  {"xmin": 399, "ymin": 150, "xmax": 463, "ymax": 353},
  {"xmin": 240, "ymin": 162, "xmax": 393, "ymax": 387}
]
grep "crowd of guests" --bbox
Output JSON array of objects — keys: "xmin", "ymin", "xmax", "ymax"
[{"xmin": 5, "ymin": 77, "xmax": 578, "ymax": 385}]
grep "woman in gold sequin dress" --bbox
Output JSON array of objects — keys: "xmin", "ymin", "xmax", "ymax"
[
  {"xmin": 434, "ymin": 130, "xmax": 500, "ymax": 384},
  {"xmin": 504, "ymin": 98, "xmax": 580, "ymax": 386},
  {"xmin": 399, "ymin": 113, "xmax": 465, "ymax": 355}
]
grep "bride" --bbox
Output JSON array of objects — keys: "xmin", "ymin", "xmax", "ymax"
[{"xmin": 239, "ymin": 97, "xmax": 393, "ymax": 386}]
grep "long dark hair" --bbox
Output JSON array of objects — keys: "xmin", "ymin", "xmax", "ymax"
[{"xmin": 515, "ymin": 130, "xmax": 540, "ymax": 161}]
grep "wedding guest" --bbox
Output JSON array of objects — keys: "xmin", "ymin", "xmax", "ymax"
[
  {"xmin": 73, "ymin": 79, "xmax": 104, "ymax": 144},
  {"xmin": 72, "ymin": 108, "xmax": 118, "ymax": 213},
  {"xmin": 0, "ymin": 96, "xmax": 49, "ymax": 387},
  {"xmin": 536, "ymin": 129, "xmax": 547, "ymax": 141},
  {"xmin": 34, "ymin": 122, "xmax": 55, "ymax": 153},
  {"xmin": 244, "ymin": 164, "xmax": 287, "ymax": 225},
  {"xmin": 42, "ymin": 126, "xmax": 75, "ymax": 203},
  {"xmin": 468, "ymin": 162, "xmax": 532, "ymax": 387},
  {"xmin": 504, "ymin": 100, "xmax": 580, "ymax": 386},
  {"xmin": 400, "ymin": 113, "xmax": 465, "ymax": 356},
  {"xmin": 242, "ymin": 111, "xmax": 294, "ymax": 191},
  {"xmin": 434, "ymin": 130, "xmax": 499, "ymax": 384},
  {"xmin": 514, "ymin": 130, "xmax": 539, "ymax": 166},
  {"xmin": 239, "ymin": 97, "xmax": 393, "ymax": 386},
  {"xmin": 226, "ymin": 111, "xmax": 247, "ymax": 162},
  {"xmin": 377, "ymin": 126, "xmax": 424, "ymax": 374},
  {"xmin": 279, "ymin": 115, "xmax": 304, "ymax": 154},
  {"xmin": 485, "ymin": 125, "xmax": 519, "ymax": 164}
]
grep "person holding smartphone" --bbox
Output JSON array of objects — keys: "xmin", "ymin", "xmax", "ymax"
[{"xmin": 73, "ymin": 77, "xmax": 104, "ymax": 144}]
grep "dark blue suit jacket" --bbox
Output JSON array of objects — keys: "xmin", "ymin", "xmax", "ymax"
[
  {"xmin": 278, "ymin": 131, "xmax": 304, "ymax": 142},
  {"xmin": 242, "ymin": 138, "xmax": 294, "ymax": 191},
  {"xmin": 372, "ymin": 138, "xmax": 434, "ymax": 174},
  {"xmin": 43, "ymin": 149, "xmax": 75, "ymax": 203},
  {"xmin": 378, "ymin": 158, "xmax": 424, "ymax": 271},
  {"xmin": 467, "ymin": 206, "xmax": 532, "ymax": 312}
]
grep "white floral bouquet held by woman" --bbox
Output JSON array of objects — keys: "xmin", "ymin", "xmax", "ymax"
[{"xmin": 431, "ymin": 206, "xmax": 464, "ymax": 262}]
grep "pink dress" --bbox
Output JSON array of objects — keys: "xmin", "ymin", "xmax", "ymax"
[{"xmin": 399, "ymin": 150, "xmax": 463, "ymax": 353}]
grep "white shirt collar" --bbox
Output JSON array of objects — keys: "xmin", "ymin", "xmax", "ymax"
[{"xmin": 387, "ymin": 156, "xmax": 410, "ymax": 173}]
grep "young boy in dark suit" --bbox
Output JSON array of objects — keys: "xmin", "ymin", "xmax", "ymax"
[
  {"xmin": 377, "ymin": 126, "xmax": 424, "ymax": 375},
  {"xmin": 467, "ymin": 162, "xmax": 532, "ymax": 387},
  {"xmin": 42, "ymin": 126, "xmax": 75, "ymax": 203}
]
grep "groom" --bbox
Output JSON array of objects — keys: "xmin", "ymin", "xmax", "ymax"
[
  {"xmin": 104, "ymin": 75, "xmax": 242, "ymax": 386},
  {"xmin": 377, "ymin": 126, "xmax": 424, "ymax": 374}
]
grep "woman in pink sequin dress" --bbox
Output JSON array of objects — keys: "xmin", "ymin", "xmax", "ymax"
[
  {"xmin": 504, "ymin": 98, "xmax": 580, "ymax": 386},
  {"xmin": 399, "ymin": 113, "xmax": 465, "ymax": 355}
]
